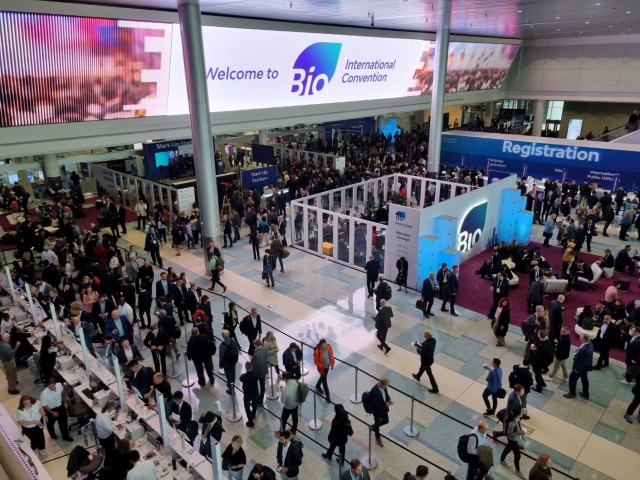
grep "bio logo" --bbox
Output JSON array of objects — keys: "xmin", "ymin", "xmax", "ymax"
[
  {"xmin": 458, "ymin": 202, "xmax": 488, "ymax": 253},
  {"xmin": 395, "ymin": 211, "xmax": 406, "ymax": 222},
  {"xmin": 291, "ymin": 42, "xmax": 342, "ymax": 96}
]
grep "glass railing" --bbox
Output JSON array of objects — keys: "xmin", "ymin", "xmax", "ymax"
[{"xmin": 592, "ymin": 123, "xmax": 635, "ymax": 142}]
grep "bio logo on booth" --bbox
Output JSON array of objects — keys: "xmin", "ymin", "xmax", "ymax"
[
  {"xmin": 458, "ymin": 202, "xmax": 488, "ymax": 253},
  {"xmin": 291, "ymin": 42, "xmax": 342, "ymax": 96},
  {"xmin": 395, "ymin": 211, "xmax": 406, "ymax": 222}
]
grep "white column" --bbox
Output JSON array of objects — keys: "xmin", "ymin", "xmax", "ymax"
[
  {"xmin": 533, "ymin": 100, "xmax": 546, "ymax": 136},
  {"xmin": 43, "ymin": 153, "xmax": 61, "ymax": 187},
  {"xmin": 258, "ymin": 130, "xmax": 268, "ymax": 144}
]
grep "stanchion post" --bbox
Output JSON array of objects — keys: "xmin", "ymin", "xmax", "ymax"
[
  {"xmin": 166, "ymin": 343, "xmax": 180, "ymax": 379},
  {"xmin": 300, "ymin": 343, "xmax": 308, "ymax": 376},
  {"xmin": 349, "ymin": 367, "xmax": 362, "ymax": 404},
  {"xmin": 135, "ymin": 318, "xmax": 147, "ymax": 351},
  {"xmin": 337, "ymin": 454, "xmax": 343, "ymax": 478},
  {"xmin": 181, "ymin": 319, "xmax": 189, "ymax": 348},
  {"xmin": 361, "ymin": 426, "xmax": 378, "ymax": 469},
  {"xmin": 404, "ymin": 395, "xmax": 419, "ymax": 437},
  {"xmin": 265, "ymin": 364, "xmax": 279, "ymax": 400},
  {"xmin": 181, "ymin": 351, "xmax": 194, "ymax": 388},
  {"xmin": 308, "ymin": 389, "xmax": 322, "ymax": 430},
  {"xmin": 227, "ymin": 384, "xmax": 242, "ymax": 422}
]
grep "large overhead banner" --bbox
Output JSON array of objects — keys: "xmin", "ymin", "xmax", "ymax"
[{"xmin": 0, "ymin": 11, "xmax": 519, "ymax": 127}]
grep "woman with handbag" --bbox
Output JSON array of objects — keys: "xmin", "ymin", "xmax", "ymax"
[
  {"xmin": 220, "ymin": 435, "xmax": 246, "ymax": 479},
  {"xmin": 321, "ymin": 404, "xmax": 351, "ymax": 466},
  {"xmin": 209, "ymin": 255, "xmax": 227, "ymax": 293},
  {"xmin": 262, "ymin": 248, "xmax": 276, "ymax": 288},
  {"xmin": 493, "ymin": 298, "xmax": 511, "ymax": 347},
  {"xmin": 15, "ymin": 395, "xmax": 47, "ymax": 456}
]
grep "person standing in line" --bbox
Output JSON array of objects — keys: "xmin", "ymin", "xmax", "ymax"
[
  {"xmin": 273, "ymin": 372, "xmax": 300, "ymax": 437},
  {"xmin": 283, "ymin": 342, "xmax": 302, "ymax": 380},
  {"xmin": 251, "ymin": 338, "xmax": 269, "ymax": 405},
  {"xmin": 221, "ymin": 435, "xmax": 246, "ymax": 480},
  {"xmin": 276, "ymin": 430, "xmax": 303, "ymax": 480},
  {"xmin": 0, "ymin": 332, "xmax": 20, "ymax": 394},
  {"xmin": 373, "ymin": 299, "xmax": 393, "ymax": 355},
  {"xmin": 369, "ymin": 377, "xmax": 392, "ymax": 447},
  {"xmin": 499, "ymin": 408, "xmax": 527, "ymax": 478},
  {"xmin": 138, "ymin": 287, "xmax": 153, "ymax": 329},
  {"xmin": 374, "ymin": 274, "xmax": 390, "ymax": 312},
  {"xmin": 529, "ymin": 328, "xmax": 554, "ymax": 393},
  {"xmin": 240, "ymin": 307, "xmax": 263, "ymax": 356},
  {"xmin": 39, "ymin": 379, "xmax": 73, "ymax": 442},
  {"xmin": 421, "ymin": 272, "xmax": 437, "ymax": 317},
  {"xmin": 264, "ymin": 331, "xmax": 281, "ymax": 377},
  {"xmin": 219, "ymin": 330, "xmax": 240, "ymax": 395},
  {"xmin": 96, "ymin": 400, "xmax": 120, "ymax": 462},
  {"xmin": 548, "ymin": 295, "xmax": 565, "ymax": 342},
  {"xmin": 145, "ymin": 226, "xmax": 163, "ymax": 268},
  {"xmin": 412, "ymin": 330, "xmax": 439, "ymax": 393},
  {"xmin": 465, "ymin": 421, "xmax": 489, "ymax": 480},
  {"xmin": 186, "ymin": 328, "xmax": 215, "ymax": 387},
  {"xmin": 135, "ymin": 199, "xmax": 148, "ymax": 231},
  {"xmin": 322, "ymin": 403, "xmax": 351, "ymax": 465},
  {"xmin": 313, "ymin": 338, "xmax": 335, "ymax": 402},
  {"xmin": 482, "ymin": 358, "xmax": 502, "ymax": 417},
  {"xmin": 494, "ymin": 384, "xmax": 528, "ymax": 442},
  {"xmin": 544, "ymin": 326, "xmax": 571, "ymax": 382},
  {"xmin": 564, "ymin": 334, "xmax": 594, "ymax": 400},
  {"xmin": 240, "ymin": 362, "xmax": 260, "ymax": 427},
  {"xmin": 339, "ymin": 459, "xmax": 371, "ymax": 480},
  {"xmin": 143, "ymin": 324, "xmax": 169, "ymax": 376},
  {"xmin": 15, "ymin": 395, "xmax": 47, "ymax": 456},
  {"xmin": 364, "ymin": 255, "xmax": 379, "ymax": 299},
  {"xmin": 443, "ymin": 265, "xmax": 459, "ymax": 316}
]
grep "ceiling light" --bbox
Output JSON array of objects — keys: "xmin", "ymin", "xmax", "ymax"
[
  {"xmin": 556, "ymin": 16, "xmax": 560, "ymax": 19},
  {"xmin": 609, "ymin": 25, "xmax": 612, "ymax": 27},
  {"xmin": 586, "ymin": 21, "xmax": 589, "ymax": 24},
  {"xmin": 596, "ymin": 3, "xmax": 601, "ymax": 5},
  {"xmin": 557, "ymin": 29, "xmax": 560, "ymax": 31},
  {"xmin": 627, "ymin": 11, "xmax": 632, "ymax": 14},
  {"xmin": 517, "ymin": 10, "xmax": 522, "ymax": 13}
]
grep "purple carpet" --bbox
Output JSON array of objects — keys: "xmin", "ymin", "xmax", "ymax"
[{"xmin": 457, "ymin": 241, "xmax": 628, "ymax": 361}]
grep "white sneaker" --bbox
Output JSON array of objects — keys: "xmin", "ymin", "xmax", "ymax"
[
  {"xmin": 542, "ymin": 376, "xmax": 553, "ymax": 382},
  {"xmin": 500, "ymin": 460, "xmax": 511, "ymax": 467},
  {"xmin": 620, "ymin": 379, "xmax": 631, "ymax": 384},
  {"xmin": 38, "ymin": 449, "xmax": 46, "ymax": 457}
]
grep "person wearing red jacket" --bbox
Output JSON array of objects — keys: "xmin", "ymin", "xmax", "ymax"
[{"xmin": 314, "ymin": 339, "xmax": 335, "ymax": 402}]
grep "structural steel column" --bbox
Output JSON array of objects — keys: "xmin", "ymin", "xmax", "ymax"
[
  {"xmin": 533, "ymin": 99, "xmax": 545, "ymax": 136},
  {"xmin": 178, "ymin": 0, "xmax": 221, "ymax": 266}
]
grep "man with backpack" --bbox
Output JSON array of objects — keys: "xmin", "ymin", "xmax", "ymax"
[
  {"xmin": 276, "ymin": 430, "xmax": 303, "ymax": 479},
  {"xmin": 219, "ymin": 329, "xmax": 239, "ymax": 395},
  {"xmin": 366, "ymin": 377, "xmax": 392, "ymax": 447},
  {"xmin": 458, "ymin": 420, "xmax": 489, "ymax": 480},
  {"xmin": 374, "ymin": 274, "xmax": 392, "ymax": 311},
  {"xmin": 273, "ymin": 372, "xmax": 301, "ymax": 437}
]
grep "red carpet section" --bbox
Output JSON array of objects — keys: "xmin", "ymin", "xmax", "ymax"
[{"xmin": 457, "ymin": 241, "xmax": 628, "ymax": 361}]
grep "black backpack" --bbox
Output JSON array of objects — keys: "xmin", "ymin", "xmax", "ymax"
[
  {"xmin": 384, "ymin": 283, "xmax": 392, "ymax": 300},
  {"xmin": 224, "ymin": 340, "xmax": 239, "ymax": 365},
  {"xmin": 361, "ymin": 391, "xmax": 374, "ymax": 414},
  {"xmin": 508, "ymin": 370, "xmax": 518, "ymax": 389},
  {"xmin": 457, "ymin": 433, "xmax": 477, "ymax": 463}
]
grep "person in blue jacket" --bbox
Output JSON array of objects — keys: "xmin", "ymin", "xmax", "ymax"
[
  {"xmin": 482, "ymin": 358, "xmax": 503, "ymax": 416},
  {"xmin": 104, "ymin": 309, "xmax": 133, "ymax": 343},
  {"xmin": 563, "ymin": 334, "xmax": 594, "ymax": 400}
]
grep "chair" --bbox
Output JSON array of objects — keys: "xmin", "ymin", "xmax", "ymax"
[
  {"xmin": 544, "ymin": 278, "xmax": 568, "ymax": 294},
  {"xmin": 65, "ymin": 387, "xmax": 95, "ymax": 433},
  {"xmin": 577, "ymin": 263, "xmax": 603, "ymax": 289},
  {"xmin": 601, "ymin": 266, "xmax": 614, "ymax": 278}
]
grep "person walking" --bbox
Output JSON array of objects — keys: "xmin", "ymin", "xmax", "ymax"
[
  {"xmin": 322, "ymin": 403, "xmax": 351, "ymax": 465},
  {"xmin": 412, "ymin": 330, "xmax": 439, "ymax": 393},
  {"xmin": 208, "ymin": 254, "xmax": 227, "ymax": 293},
  {"xmin": 373, "ymin": 299, "xmax": 393, "ymax": 355},
  {"xmin": 273, "ymin": 372, "xmax": 300, "ymax": 437},
  {"xmin": 240, "ymin": 307, "xmax": 263, "ymax": 356},
  {"xmin": 499, "ymin": 408, "xmax": 527, "ymax": 478},
  {"xmin": 482, "ymin": 358, "xmax": 502, "ymax": 416},
  {"xmin": 374, "ymin": 274, "xmax": 390, "ymax": 311},
  {"xmin": 369, "ymin": 378, "xmax": 392, "ymax": 447},
  {"xmin": 186, "ymin": 328, "xmax": 215, "ymax": 387},
  {"xmin": 529, "ymin": 453, "xmax": 554, "ymax": 480},
  {"xmin": 530, "ymin": 328, "xmax": 554, "ymax": 393},
  {"xmin": 262, "ymin": 248, "xmax": 276, "ymax": 287},
  {"xmin": 144, "ymin": 226, "xmax": 163, "ymax": 267},
  {"xmin": 365, "ymin": 256, "xmax": 379, "ymax": 299},
  {"xmin": 443, "ymin": 265, "xmax": 459, "ymax": 316},
  {"xmin": 313, "ymin": 338, "xmax": 335, "ymax": 402},
  {"xmin": 421, "ymin": 272, "xmax": 437, "ymax": 317},
  {"xmin": 0, "ymin": 332, "xmax": 20, "ymax": 394},
  {"xmin": 15, "ymin": 395, "xmax": 47, "ymax": 456},
  {"xmin": 489, "ymin": 272, "xmax": 509, "ymax": 317},
  {"xmin": 143, "ymin": 324, "xmax": 169, "ymax": 376},
  {"xmin": 219, "ymin": 330, "xmax": 240, "ymax": 395},
  {"xmin": 623, "ymin": 368, "xmax": 640, "ymax": 423},
  {"xmin": 622, "ymin": 326, "xmax": 640, "ymax": 384},
  {"xmin": 464, "ymin": 421, "xmax": 489, "ymax": 480},
  {"xmin": 544, "ymin": 326, "xmax": 571, "ymax": 382},
  {"xmin": 221, "ymin": 435, "xmax": 246, "ymax": 480},
  {"xmin": 222, "ymin": 214, "xmax": 234, "ymax": 248},
  {"xmin": 270, "ymin": 230, "xmax": 285, "ymax": 273},
  {"xmin": 494, "ymin": 385, "xmax": 528, "ymax": 443},
  {"xmin": 39, "ymin": 379, "xmax": 73, "ymax": 441},
  {"xmin": 240, "ymin": 362, "xmax": 260, "ymax": 427},
  {"xmin": 593, "ymin": 315, "xmax": 619, "ymax": 370},
  {"xmin": 492, "ymin": 298, "xmax": 511, "ymax": 347},
  {"xmin": 564, "ymin": 334, "xmax": 594, "ymax": 400},
  {"xmin": 276, "ymin": 430, "xmax": 303, "ymax": 480},
  {"xmin": 251, "ymin": 338, "xmax": 269, "ymax": 404},
  {"xmin": 224, "ymin": 302, "xmax": 240, "ymax": 339},
  {"xmin": 250, "ymin": 225, "xmax": 261, "ymax": 260}
]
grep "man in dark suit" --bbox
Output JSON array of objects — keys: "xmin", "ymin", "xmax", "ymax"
[
  {"xmin": 116, "ymin": 338, "xmax": 143, "ymax": 376},
  {"xmin": 369, "ymin": 378, "xmax": 392, "ymax": 446},
  {"xmin": 421, "ymin": 272, "xmax": 437, "ymax": 317},
  {"xmin": 412, "ymin": 330, "xmax": 439, "ymax": 393},
  {"xmin": 364, "ymin": 256, "xmax": 380, "ymax": 299},
  {"xmin": 529, "ymin": 265, "xmax": 542, "ymax": 285},
  {"xmin": 623, "ymin": 327, "xmax": 640, "ymax": 383},
  {"xmin": 125, "ymin": 360, "xmax": 151, "ymax": 398},
  {"xmin": 276, "ymin": 430, "xmax": 303, "ymax": 478},
  {"xmin": 615, "ymin": 245, "xmax": 636, "ymax": 275},
  {"xmin": 581, "ymin": 219, "xmax": 596, "ymax": 252},
  {"xmin": 549, "ymin": 296, "xmax": 565, "ymax": 342},
  {"xmin": 602, "ymin": 204, "xmax": 615, "ymax": 237},
  {"xmin": 138, "ymin": 287, "xmax": 153, "ymax": 329},
  {"xmin": 564, "ymin": 335, "xmax": 594, "ymax": 400},
  {"xmin": 490, "ymin": 272, "xmax": 509, "ymax": 313},
  {"xmin": 282, "ymin": 343, "xmax": 302, "ymax": 380},
  {"xmin": 373, "ymin": 299, "xmax": 393, "ymax": 355},
  {"xmin": 442, "ymin": 265, "xmax": 459, "ymax": 316},
  {"xmin": 436, "ymin": 263, "xmax": 450, "ymax": 300},
  {"xmin": 115, "ymin": 202, "xmax": 127, "ymax": 235},
  {"xmin": 222, "ymin": 214, "xmax": 233, "ymax": 248},
  {"xmin": 157, "ymin": 296, "xmax": 175, "ymax": 319},
  {"xmin": 138, "ymin": 260, "xmax": 154, "ymax": 291},
  {"xmin": 562, "ymin": 255, "xmax": 578, "ymax": 293},
  {"xmin": 171, "ymin": 279, "xmax": 188, "ymax": 325},
  {"xmin": 239, "ymin": 308, "xmax": 262, "ymax": 356},
  {"xmin": 170, "ymin": 391, "xmax": 192, "ymax": 434},
  {"xmin": 374, "ymin": 275, "xmax": 389, "ymax": 311},
  {"xmin": 186, "ymin": 283, "xmax": 202, "ymax": 320},
  {"xmin": 186, "ymin": 328, "xmax": 214, "ymax": 387},
  {"xmin": 105, "ymin": 308, "xmax": 133, "ymax": 343},
  {"xmin": 593, "ymin": 315, "xmax": 619, "ymax": 370},
  {"xmin": 526, "ymin": 278, "xmax": 545, "ymax": 314},
  {"xmin": 493, "ymin": 385, "xmax": 527, "ymax": 439}
]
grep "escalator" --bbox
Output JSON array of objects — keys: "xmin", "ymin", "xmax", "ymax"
[{"xmin": 592, "ymin": 122, "xmax": 638, "ymax": 142}]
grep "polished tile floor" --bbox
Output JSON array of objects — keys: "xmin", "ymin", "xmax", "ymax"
[{"xmin": 2, "ymin": 217, "xmax": 640, "ymax": 480}]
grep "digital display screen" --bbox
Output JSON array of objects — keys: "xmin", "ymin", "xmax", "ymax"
[
  {"xmin": 225, "ymin": 144, "xmax": 236, "ymax": 155},
  {"xmin": 154, "ymin": 150, "xmax": 178, "ymax": 168}
]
